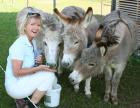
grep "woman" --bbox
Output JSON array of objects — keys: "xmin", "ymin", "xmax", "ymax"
[{"xmin": 5, "ymin": 7, "xmax": 57, "ymax": 108}]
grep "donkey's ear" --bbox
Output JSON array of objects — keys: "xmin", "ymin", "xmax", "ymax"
[
  {"xmin": 100, "ymin": 46, "xmax": 106, "ymax": 56},
  {"xmin": 53, "ymin": 8, "xmax": 69, "ymax": 25},
  {"xmin": 95, "ymin": 24, "xmax": 104, "ymax": 42},
  {"xmin": 81, "ymin": 7, "xmax": 93, "ymax": 28},
  {"xmin": 96, "ymin": 42, "xmax": 107, "ymax": 56}
]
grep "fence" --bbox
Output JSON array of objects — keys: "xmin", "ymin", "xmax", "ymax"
[{"xmin": 116, "ymin": 0, "xmax": 140, "ymax": 55}]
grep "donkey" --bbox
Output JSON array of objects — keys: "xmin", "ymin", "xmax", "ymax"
[
  {"xmin": 69, "ymin": 10, "xmax": 138, "ymax": 104},
  {"xmin": 54, "ymin": 7, "xmax": 99, "ymax": 68},
  {"xmin": 54, "ymin": 6, "xmax": 86, "ymax": 72},
  {"xmin": 54, "ymin": 7, "xmax": 100, "ymax": 97},
  {"xmin": 40, "ymin": 12, "xmax": 62, "ymax": 68}
]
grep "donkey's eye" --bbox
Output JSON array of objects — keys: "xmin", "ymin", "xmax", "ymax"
[
  {"xmin": 88, "ymin": 63, "xmax": 96, "ymax": 67},
  {"xmin": 44, "ymin": 42, "xmax": 47, "ymax": 46},
  {"xmin": 74, "ymin": 41, "xmax": 79, "ymax": 45},
  {"xmin": 58, "ymin": 43, "xmax": 62, "ymax": 47}
]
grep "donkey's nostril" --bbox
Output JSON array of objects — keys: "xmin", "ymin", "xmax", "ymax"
[
  {"xmin": 62, "ymin": 62, "xmax": 70, "ymax": 67},
  {"xmin": 46, "ymin": 63, "xmax": 57, "ymax": 69},
  {"xmin": 69, "ymin": 78, "xmax": 74, "ymax": 84},
  {"xmin": 52, "ymin": 64, "xmax": 57, "ymax": 68}
]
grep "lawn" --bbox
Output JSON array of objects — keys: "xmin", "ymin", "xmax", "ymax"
[{"xmin": 0, "ymin": 0, "xmax": 140, "ymax": 108}]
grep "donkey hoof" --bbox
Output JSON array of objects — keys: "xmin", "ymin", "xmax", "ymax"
[
  {"xmin": 58, "ymin": 71, "xmax": 63, "ymax": 75},
  {"xmin": 86, "ymin": 94, "xmax": 91, "ymax": 98},
  {"xmin": 111, "ymin": 97, "xmax": 118, "ymax": 105},
  {"xmin": 104, "ymin": 94, "xmax": 110, "ymax": 102},
  {"xmin": 74, "ymin": 88, "xmax": 79, "ymax": 92},
  {"xmin": 113, "ymin": 101, "xmax": 118, "ymax": 105}
]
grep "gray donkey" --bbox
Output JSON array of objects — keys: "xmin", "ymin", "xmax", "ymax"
[
  {"xmin": 54, "ymin": 7, "xmax": 99, "ymax": 68},
  {"xmin": 54, "ymin": 7, "xmax": 100, "ymax": 96},
  {"xmin": 69, "ymin": 10, "xmax": 138, "ymax": 105}
]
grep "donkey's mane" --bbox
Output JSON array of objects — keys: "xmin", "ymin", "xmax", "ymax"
[
  {"xmin": 42, "ymin": 12, "xmax": 61, "ymax": 31},
  {"xmin": 99, "ymin": 10, "xmax": 137, "ymax": 47},
  {"xmin": 63, "ymin": 25, "xmax": 86, "ymax": 41}
]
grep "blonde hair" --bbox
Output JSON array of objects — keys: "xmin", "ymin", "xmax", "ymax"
[{"xmin": 16, "ymin": 7, "xmax": 43, "ymax": 35}]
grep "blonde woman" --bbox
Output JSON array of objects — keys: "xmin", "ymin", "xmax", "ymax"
[{"xmin": 5, "ymin": 7, "xmax": 57, "ymax": 108}]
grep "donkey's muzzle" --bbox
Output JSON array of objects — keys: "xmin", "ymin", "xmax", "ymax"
[
  {"xmin": 61, "ymin": 62, "xmax": 70, "ymax": 68},
  {"xmin": 69, "ymin": 78, "xmax": 75, "ymax": 85},
  {"xmin": 46, "ymin": 63, "xmax": 57, "ymax": 69}
]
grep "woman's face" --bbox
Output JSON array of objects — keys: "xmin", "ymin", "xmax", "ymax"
[{"xmin": 25, "ymin": 17, "xmax": 41, "ymax": 41}]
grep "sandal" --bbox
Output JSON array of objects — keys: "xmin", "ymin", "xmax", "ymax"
[{"xmin": 24, "ymin": 98, "xmax": 39, "ymax": 108}]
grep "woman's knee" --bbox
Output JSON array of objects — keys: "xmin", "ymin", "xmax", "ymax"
[
  {"xmin": 39, "ymin": 72, "xmax": 57, "ymax": 83},
  {"xmin": 47, "ymin": 72, "xmax": 57, "ymax": 82}
]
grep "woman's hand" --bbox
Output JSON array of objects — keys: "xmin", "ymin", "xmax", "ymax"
[
  {"xmin": 35, "ymin": 55, "xmax": 43, "ymax": 65},
  {"xmin": 38, "ymin": 65, "xmax": 57, "ymax": 72}
]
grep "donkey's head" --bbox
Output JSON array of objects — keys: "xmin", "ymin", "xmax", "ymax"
[
  {"xmin": 42, "ymin": 13, "xmax": 63, "ymax": 67},
  {"xmin": 54, "ymin": 7, "xmax": 95, "ymax": 68},
  {"xmin": 68, "ymin": 43, "xmax": 104, "ymax": 84}
]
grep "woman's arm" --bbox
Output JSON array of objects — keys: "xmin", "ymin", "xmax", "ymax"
[{"xmin": 12, "ymin": 59, "xmax": 56, "ymax": 77}]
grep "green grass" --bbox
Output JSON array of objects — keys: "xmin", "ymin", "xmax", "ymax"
[
  {"xmin": 0, "ymin": 12, "xmax": 17, "ymax": 108},
  {"xmin": 0, "ymin": 1, "xmax": 140, "ymax": 108}
]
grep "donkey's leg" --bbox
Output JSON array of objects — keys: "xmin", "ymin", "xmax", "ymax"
[
  {"xmin": 111, "ymin": 63, "xmax": 125, "ymax": 105},
  {"xmin": 104, "ymin": 66, "xmax": 112, "ymax": 102},
  {"xmin": 57, "ymin": 64, "xmax": 63, "ymax": 75},
  {"xmin": 84, "ymin": 76, "xmax": 92, "ymax": 98},
  {"xmin": 57, "ymin": 56, "xmax": 63, "ymax": 75},
  {"xmin": 74, "ymin": 84, "xmax": 79, "ymax": 92}
]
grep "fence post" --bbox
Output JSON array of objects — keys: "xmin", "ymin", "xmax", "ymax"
[
  {"xmin": 111, "ymin": 0, "xmax": 116, "ymax": 11},
  {"xmin": 53, "ymin": 0, "xmax": 56, "ymax": 9},
  {"xmin": 101, "ymin": 0, "xmax": 103, "ymax": 16},
  {"xmin": 27, "ymin": 0, "xmax": 29, "ymax": 7}
]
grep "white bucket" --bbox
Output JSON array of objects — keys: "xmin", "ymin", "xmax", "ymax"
[{"xmin": 44, "ymin": 84, "xmax": 62, "ymax": 107}]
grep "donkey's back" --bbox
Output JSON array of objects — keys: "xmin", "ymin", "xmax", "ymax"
[
  {"xmin": 61, "ymin": 6, "xmax": 85, "ymax": 19},
  {"xmin": 102, "ymin": 10, "xmax": 138, "ymax": 62}
]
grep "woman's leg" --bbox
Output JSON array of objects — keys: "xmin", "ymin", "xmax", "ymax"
[
  {"xmin": 5, "ymin": 72, "xmax": 57, "ymax": 100},
  {"xmin": 31, "ymin": 90, "xmax": 46, "ymax": 104},
  {"xmin": 30, "ymin": 72, "xmax": 57, "ymax": 104}
]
